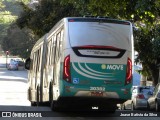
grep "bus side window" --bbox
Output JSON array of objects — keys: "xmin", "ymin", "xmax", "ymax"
[
  {"xmin": 49, "ymin": 40, "xmax": 52, "ymax": 65},
  {"xmin": 31, "ymin": 52, "xmax": 37, "ymax": 89},
  {"xmin": 47, "ymin": 40, "xmax": 52, "ymax": 66},
  {"xmin": 40, "ymin": 46, "xmax": 43, "ymax": 70},
  {"xmin": 36, "ymin": 49, "xmax": 41, "ymax": 73},
  {"xmin": 55, "ymin": 32, "xmax": 60, "ymax": 62},
  {"xmin": 52, "ymin": 35, "xmax": 56, "ymax": 84},
  {"xmin": 52, "ymin": 35, "xmax": 56, "ymax": 65},
  {"xmin": 33, "ymin": 53, "xmax": 37, "ymax": 74},
  {"xmin": 59, "ymin": 29, "xmax": 64, "ymax": 56}
]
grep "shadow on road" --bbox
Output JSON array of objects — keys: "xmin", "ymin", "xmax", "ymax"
[
  {"xmin": 0, "ymin": 105, "xmax": 159, "ymax": 118},
  {"xmin": 0, "ymin": 78, "xmax": 27, "ymax": 83},
  {"xmin": 0, "ymin": 105, "xmax": 116, "ymax": 117},
  {"xmin": 0, "ymin": 66, "xmax": 27, "ymax": 83}
]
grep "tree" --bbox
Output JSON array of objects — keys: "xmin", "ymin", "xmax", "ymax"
[
  {"xmin": 17, "ymin": 0, "xmax": 80, "ymax": 37},
  {"xmin": 0, "ymin": 0, "xmax": 32, "ymax": 57},
  {"xmin": 0, "ymin": 0, "xmax": 28, "ymax": 45},
  {"xmin": 61, "ymin": 0, "xmax": 159, "ymax": 23},
  {"xmin": 134, "ymin": 25, "xmax": 160, "ymax": 86},
  {"xmin": 62, "ymin": 0, "xmax": 160, "ymax": 86},
  {"xmin": 16, "ymin": 0, "xmax": 160, "ymax": 85},
  {"xmin": 2, "ymin": 23, "xmax": 37, "ymax": 58},
  {"xmin": 0, "ymin": 1, "xmax": 5, "ymax": 10}
]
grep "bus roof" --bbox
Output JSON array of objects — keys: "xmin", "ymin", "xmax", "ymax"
[
  {"xmin": 32, "ymin": 34, "xmax": 47, "ymax": 52},
  {"xmin": 66, "ymin": 17, "xmax": 131, "ymax": 25}
]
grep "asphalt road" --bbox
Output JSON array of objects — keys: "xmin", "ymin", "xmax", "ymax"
[{"xmin": 0, "ymin": 57, "xmax": 159, "ymax": 120}]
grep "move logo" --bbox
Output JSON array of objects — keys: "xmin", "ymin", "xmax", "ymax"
[{"xmin": 107, "ymin": 65, "xmax": 123, "ymax": 70}]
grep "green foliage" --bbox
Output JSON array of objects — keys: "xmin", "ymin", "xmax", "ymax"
[
  {"xmin": 0, "ymin": 0, "xmax": 30, "ymax": 57},
  {"xmin": 17, "ymin": 0, "xmax": 80, "ymax": 37},
  {"xmin": 134, "ymin": 24, "xmax": 160, "ymax": 85},
  {"xmin": 0, "ymin": 1, "xmax": 5, "ymax": 10},
  {"xmin": 0, "ymin": 0, "xmax": 26, "ymax": 44},
  {"xmin": 61, "ymin": 0, "xmax": 160, "ymax": 24},
  {"xmin": 2, "ymin": 23, "xmax": 37, "ymax": 58},
  {"xmin": 19, "ymin": 0, "xmax": 157, "ymax": 36},
  {"xmin": 153, "ymin": 36, "xmax": 160, "ymax": 58},
  {"xmin": 0, "ymin": 11, "xmax": 17, "ymax": 23},
  {"xmin": 3, "ymin": 0, "xmax": 160, "ymax": 85},
  {"xmin": 2, "ymin": 0, "xmax": 23, "ymax": 16},
  {"xmin": 15, "ymin": 0, "xmax": 160, "ymax": 85}
]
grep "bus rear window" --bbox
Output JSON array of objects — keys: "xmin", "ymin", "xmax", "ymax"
[
  {"xmin": 68, "ymin": 22, "xmax": 131, "ymax": 51},
  {"xmin": 72, "ymin": 45, "xmax": 126, "ymax": 58}
]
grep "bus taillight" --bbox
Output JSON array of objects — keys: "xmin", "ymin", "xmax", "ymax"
[
  {"xmin": 63, "ymin": 55, "xmax": 71, "ymax": 82},
  {"xmin": 125, "ymin": 58, "xmax": 132, "ymax": 85}
]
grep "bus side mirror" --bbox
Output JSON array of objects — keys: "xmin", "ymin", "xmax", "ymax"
[
  {"xmin": 148, "ymin": 91, "xmax": 153, "ymax": 95},
  {"xmin": 25, "ymin": 58, "xmax": 31, "ymax": 70}
]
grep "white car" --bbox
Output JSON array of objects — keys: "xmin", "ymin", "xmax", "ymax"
[
  {"xmin": 120, "ymin": 86, "xmax": 154, "ymax": 110},
  {"xmin": 148, "ymin": 83, "xmax": 160, "ymax": 111}
]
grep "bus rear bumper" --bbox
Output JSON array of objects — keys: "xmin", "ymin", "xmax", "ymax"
[
  {"xmin": 57, "ymin": 96, "xmax": 127, "ymax": 107},
  {"xmin": 75, "ymin": 91, "xmax": 119, "ymax": 98}
]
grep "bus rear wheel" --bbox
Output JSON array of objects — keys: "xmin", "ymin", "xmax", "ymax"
[
  {"xmin": 49, "ymin": 84, "xmax": 59, "ymax": 111},
  {"xmin": 36, "ymin": 86, "xmax": 40, "ymax": 106},
  {"xmin": 155, "ymin": 101, "xmax": 160, "ymax": 112},
  {"xmin": 31, "ymin": 101, "xmax": 37, "ymax": 106},
  {"xmin": 51, "ymin": 100, "xmax": 59, "ymax": 111},
  {"xmin": 99, "ymin": 105, "xmax": 116, "ymax": 113}
]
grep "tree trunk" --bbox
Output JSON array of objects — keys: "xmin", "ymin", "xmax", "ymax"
[{"xmin": 149, "ymin": 64, "xmax": 159, "ymax": 86}]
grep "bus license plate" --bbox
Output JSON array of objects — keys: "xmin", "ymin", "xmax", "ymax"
[{"xmin": 91, "ymin": 91, "xmax": 103, "ymax": 97}]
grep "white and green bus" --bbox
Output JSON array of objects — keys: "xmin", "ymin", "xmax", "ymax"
[{"xmin": 25, "ymin": 17, "xmax": 134, "ymax": 112}]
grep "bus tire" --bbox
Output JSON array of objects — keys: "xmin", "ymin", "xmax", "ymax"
[
  {"xmin": 28, "ymin": 87, "xmax": 36, "ymax": 106},
  {"xmin": 147, "ymin": 102, "xmax": 150, "ymax": 110},
  {"xmin": 100, "ymin": 107, "xmax": 116, "ymax": 113},
  {"xmin": 99, "ymin": 105, "xmax": 116, "ymax": 113},
  {"xmin": 31, "ymin": 101, "xmax": 37, "ymax": 106},
  {"xmin": 27, "ymin": 87, "xmax": 31, "ymax": 101},
  {"xmin": 49, "ymin": 83, "xmax": 53, "ymax": 107},
  {"xmin": 131, "ymin": 102, "xmax": 135, "ymax": 111},
  {"xmin": 108, "ymin": 109, "xmax": 116, "ymax": 113},
  {"xmin": 51, "ymin": 100, "xmax": 59, "ymax": 111},
  {"xmin": 36, "ymin": 86, "xmax": 40, "ymax": 106},
  {"xmin": 49, "ymin": 83, "xmax": 59, "ymax": 111},
  {"xmin": 102, "ymin": 107, "xmax": 116, "ymax": 113},
  {"xmin": 155, "ymin": 100, "xmax": 160, "ymax": 112}
]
